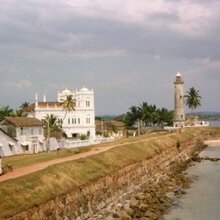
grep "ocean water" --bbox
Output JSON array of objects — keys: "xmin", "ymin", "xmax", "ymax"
[
  {"xmin": 161, "ymin": 145, "xmax": 220, "ymax": 220},
  {"xmin": 208, "ymin": 120, "xmax": 220, "ymax": 126}
]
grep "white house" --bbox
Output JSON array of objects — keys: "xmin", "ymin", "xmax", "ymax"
[
  {"xmin": 0, "ymin": 117, "xmax": 45, "ymax": 156},
  {"xmin": 24, "ymin": 87, "xmax": 96, "ymax": 139}
]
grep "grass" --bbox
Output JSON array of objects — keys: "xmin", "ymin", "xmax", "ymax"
[
  {"xmin": 2, "ymin": 145, "xmax": 93, "ymax": 169},
  {"xmin": 0, "ymin": 127, "xmax": 219, "ymax": 219},
  {"xmin": 2, "ymin": 131, "xmax": 175, "ymax": 170}
]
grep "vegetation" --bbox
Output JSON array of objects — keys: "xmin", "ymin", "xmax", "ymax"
[
  {"xmin": 0, "ymin": 127, "xmax": 216, "ymax": 219},
  {"xmin": 19, "ymin": 102, "xmax": 29, "ymax": 110},
  {"xmin": 184, "ymin": 87, "xmax": 201, "ymax": 113},
  {"xmin": 0, "ymin": 102, "xmax": 29, "ymax": 119},
  {"xmin": 0, "ymin": 106, "xmax": 14, "ymax": 119},
  {"xmin": 60, "ymin": 95, "xmax": 76, "ymax": 121},
  {"xmin": 2, "ymin": 146, "xmax": 93, "ymax": 169},
  {"xmin": 44, "ymin": 114, "xmax": 62, "ymax": 133},
  {"xmin": 124, "ymin": 102, "xmax": 173, "ymax": 129}
]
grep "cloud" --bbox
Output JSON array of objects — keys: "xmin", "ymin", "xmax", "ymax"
[
  {"xmin": 0, "ymin": 0, "xmax": 220, "ymax": 113},
  {"xmin": 2, "ymin": 80, "xmax": 33, "ymax": 89},
  {"xmin": 71, "ymin": 49, "xmax": 128, "ymax": 59},
  {"xmin": 63, "ymin": 0, "xmax": 220, "ymax": 38}
]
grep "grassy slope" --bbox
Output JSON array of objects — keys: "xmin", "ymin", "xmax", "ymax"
[
  {"xmin": 3, "ymin": 146, "xmax": 93, "ymax": 169},
  {"xmin": 0, "ymin": 127, "xmax": 218, "ymax": 218}
]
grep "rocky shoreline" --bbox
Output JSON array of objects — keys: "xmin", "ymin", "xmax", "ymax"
[{"xmin": 89, "ymin": 153, "xmax": 202, "ymax": 220}]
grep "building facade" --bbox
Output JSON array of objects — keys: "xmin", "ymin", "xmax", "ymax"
[
  {"xmin": 24, "ymin": 87, "xmax": 95, "ymax": 139},
  {"xmin": 0, "ymin": 117, "xmax": 45, "ymax": 155},
  {"xmin": 173, "ymin": 72, "xmax": 185, "ymax": 127}
]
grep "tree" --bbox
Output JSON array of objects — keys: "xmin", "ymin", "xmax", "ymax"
[
  {"xmin": 184, "ymin": 87, "xmax": 201, "ymax": 113},
  {"xmin": 19, "ymin": 102, "xmax": 29, "ymax": 110},
  {"xmin": 45, "ymin": 114, "xmax": 62, "ymax": 133},
  {"xmin": 12, "ymin": 109, "xmax": 27, "ymax": 117},
  {"xmin": 0, "ymin": 106, "xmax": 14, "ymax": 119},
  {"xmin": 124, "ymin": 106, "xmax": 142, "ymax": 135},
  {"xmin": 124, "ymin": 102, "xmax": 174, "ymax": 130},
  {"xmin": 44, "ymin": 114, "xmax": 62, "ymax": 151},
  {"xmin": 60, "ymin": 95, "xmax": 76, "ymax": 122}
]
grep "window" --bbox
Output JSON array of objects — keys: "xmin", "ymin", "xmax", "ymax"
[
  {"xmin": 72, "ymin": 118, "xmax": 76, "ymax": 124},
  {"xmin": 68, "ymin": 118, "xmax": 70, "ymax": 124},
  {"xmin": 78, "ymin": 118, "xmax": 80, "ymax": 124},
  {"xmin": 39, "ymin": 129, "xmax": 42, "ymax": 135},
  {"xmin": 86, "ymin": 118, "xmax": 90, "ymax": 124},
  {"xmin": 31, "ymin": 128, "xmax": 34, "ymax": 135},
  {"xmin": 86, "ymin": 101, "xmax": 90, "ymax": 107},
  {"xmin": 20, "ymin": 127, "xmax": 23, "ymax": 135}
]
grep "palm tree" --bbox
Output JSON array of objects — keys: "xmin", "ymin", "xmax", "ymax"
[
  {"xmin": 44, "ymin": 114, "xmax": 62, "ymax": 151},
  {"xmin": 127, "ymin": 106, "xmax": 142, "ymax": 136},
  {"xmin": 60, "ymin": 95, "xmax": 76, "ymax": 122},
  {"xmin": 184, "ymin": 87, "xmax": 201, "ymax": 113},
  {"xmin": 19, "ymin": 102, "xmax": 29, "ymax": 110},
  {"xmin": 12, "ymin": 109, "xmax": 27, "ymax": 117},
  {"xmin": 0, "ymin": 106, "xmax": 14, "ymax": 119},
  {"xmin": 45, "ymin": 114, "xmax": 62, "ymax": 133}
]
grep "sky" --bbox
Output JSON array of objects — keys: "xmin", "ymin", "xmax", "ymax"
[{"xmin": 0, "ymin": 0, "xmax": 220, "ymax": 115}]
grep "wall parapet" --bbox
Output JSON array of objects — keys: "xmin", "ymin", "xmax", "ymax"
[{"xmin": 7, "ymin": 130, "xmax": 220, "ymax": 219}]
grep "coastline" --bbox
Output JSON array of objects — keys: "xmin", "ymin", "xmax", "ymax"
[{"xmin": 162, "ymin": 143, "xmax": 220, "ymax": 220}]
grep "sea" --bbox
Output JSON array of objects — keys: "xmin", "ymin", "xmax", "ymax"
[
  {"xmin": 208, "ymin": 120, "xmax": 220, "ymax": 126},
  {"xmin": 161, "ymin": 142, "xmax": 220, "ymax": 220}
]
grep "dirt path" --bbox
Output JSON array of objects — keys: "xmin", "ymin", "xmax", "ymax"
[
  {"xmin": 0, "ymin": 138, "xmax": 149, "ymax": 182},
  {"xmin": 0, "ymin": 133, "xmax": 174, "ymax": 182}
]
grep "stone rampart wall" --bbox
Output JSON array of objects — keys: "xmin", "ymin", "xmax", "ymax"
[{"xmin": 9, "ymin": 132, "xmax": 214, "ymax": 220}]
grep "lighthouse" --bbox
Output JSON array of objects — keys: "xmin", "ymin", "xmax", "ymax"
[{"xmin": 173, "ymin": 72, "xmax": 185, "ymax": 127}]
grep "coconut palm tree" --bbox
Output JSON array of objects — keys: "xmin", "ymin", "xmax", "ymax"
[
  {"xmin": 60, "ymin": 95, "xmax": 76, "ymax": 122},
  {"xmin": 125, "ymin": 106, "xmax": 142, "ymax": 136},
  {"xmin": 184, "ymin": 87, "xmax": 201, "ymax": 113},
  {"xmin": 45, "ymin": 114, "xmax": 62, "ymax": 133},
  {"xmin": 0, "ymin": 106, "xmax": 14, "ymax": 119},
  {"xmin": 19, "ymin": 102, "xmax": 29, "ymax": 110},
  {"xmin": 44, "ymin": 114, "xmax": 62, "ymax": 151},
  {"xmin": 13, "ymin": 109, "xmax": 27, "ymax": 117}
]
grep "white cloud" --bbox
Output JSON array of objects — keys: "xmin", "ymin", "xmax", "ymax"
[
  {"xmin": 154, "ymin": 54, "xmax": 161, "ymax": 60},
  {"xmin": 71, "ymin": 49, "xmax": 128, "ymax": 59},
  {"xmin": 63, "ymin": 0, "xmax": 220, "ymax": 38},
  {"xmin": 3, "ymin": 80, "xmax": 33, "ymax": 89}
]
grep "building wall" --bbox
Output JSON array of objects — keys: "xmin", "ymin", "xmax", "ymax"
[
  {"xmin": 0, "ymin": 117, "xmax": 45, "ymax": 155},
  {"xmin": 0, "ymin": 129, "xmax": 21, "ymax": 156},
  {"xmin": 33, "ymin": 88, "xmax": 96, "ymax": 138}
]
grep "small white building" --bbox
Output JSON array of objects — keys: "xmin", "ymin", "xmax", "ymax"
[
  {"xmin": 24, "ymin": 87, "xmax": 96, "ymax": 139},
  {"xmin": 0, "ymin": 117, "xmax": 45, "ymax": 155}
]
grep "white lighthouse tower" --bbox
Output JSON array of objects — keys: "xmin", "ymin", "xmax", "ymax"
[{"xmin": 173, "ymin": 72, "xmax": 185, "ymax": 127}]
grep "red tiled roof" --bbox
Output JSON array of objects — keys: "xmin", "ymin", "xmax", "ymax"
[
  {"xmin": 5, "ymin": 117, "xmax": 43, "ymax": 127},
  {"xmin": 23, "ymin": 102, "xmax": 63, "ymax": 112}
]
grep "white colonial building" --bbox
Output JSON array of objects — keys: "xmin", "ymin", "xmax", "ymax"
[
  {"xmin": 24, "ymin": 87, "xmax": 95, "ymax": 139},
  {"xmin": 0, "ymin": 117, "xmax": 45, "ymax": 156}
]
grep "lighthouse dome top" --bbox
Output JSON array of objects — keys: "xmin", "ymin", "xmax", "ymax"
[{"xmin": 176, "ymin": 72, "xmax": 181, "ymax": 77}]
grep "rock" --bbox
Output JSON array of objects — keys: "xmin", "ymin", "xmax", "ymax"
[
  {"xmin": 114, "ymin": 211, "xmax": 132, "ymax": 220},
  {"xmin": 135, "ymin": 194, "xmax": 146, "ymax": 201},
  {"xmin": 140, "ymin": 202, "xmax": 148, "ymax": 211},
  {"xmin": 129, "ymin": 198, "xmax": 139, "ymax": 209},
  {"xmin": 144, "ymin": 210, "xmax": 158, "ymax": 219},
  {"xmin": 124, "ymin": 207, "xmax": 134, "ymax": 217},
  {"xmin": 112, "ymin": 213, "xmax": 120, "ymax": 218},
  {"xmin": 116, "ymin": 203, "xmax": 123, "ymax": 209}
]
